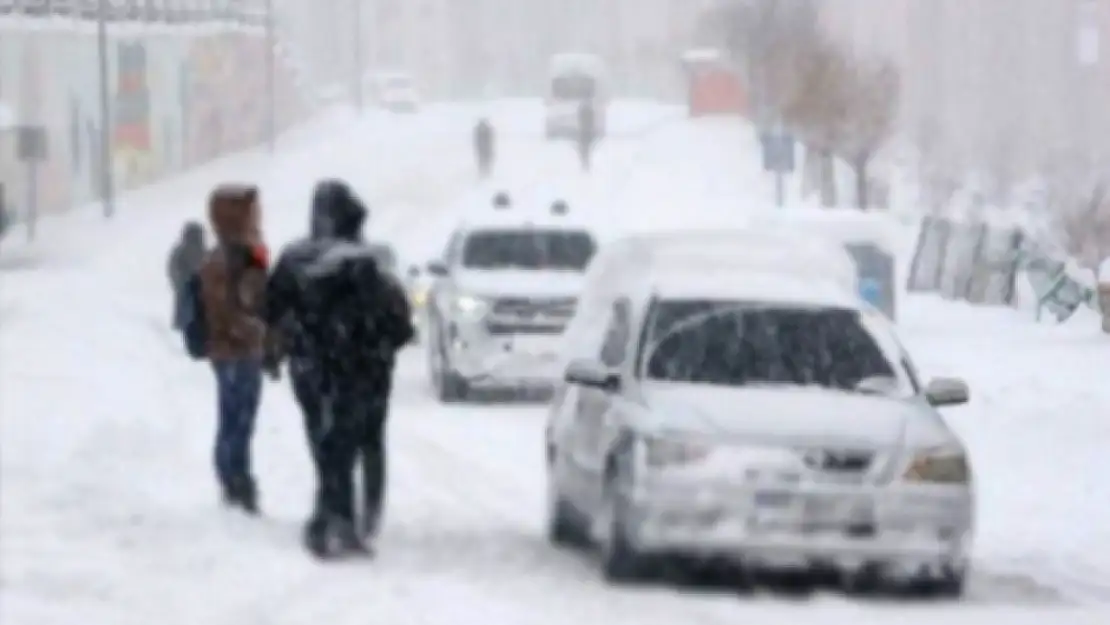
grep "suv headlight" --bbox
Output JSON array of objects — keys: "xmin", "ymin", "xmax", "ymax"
[
  {"xmin": 902, "ymin": 450, "xmax": 971, "ymax": 484},
  {"xmin": 452, "ymin": 294, "xmax": 489, "ymax": 316},
  {"xmin": 642, "ymin": 436, "xmax": 712, "ymax": 468}
]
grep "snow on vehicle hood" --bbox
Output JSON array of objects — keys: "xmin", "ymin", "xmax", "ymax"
[
  {"xmin": 453, "ymin": 269, "xmax": 585, "ymax": 299},
  {"xmin": 638, "ymin": 383, "xmax": 955, "ymax": 449}
]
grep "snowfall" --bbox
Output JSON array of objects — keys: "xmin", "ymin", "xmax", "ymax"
[{"xmin": 1, "ymin": 99, "xmax": 1108, "ymax": 625}]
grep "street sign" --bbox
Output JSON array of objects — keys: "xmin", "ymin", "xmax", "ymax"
[{"xmin": 760, "ymin": 130, "xmax": 795, "ymax": 173}]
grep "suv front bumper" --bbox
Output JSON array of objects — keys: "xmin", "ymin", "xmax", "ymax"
[{"xmin": 445, "ymin": 318, "xmax": 564, "ymax": 387}]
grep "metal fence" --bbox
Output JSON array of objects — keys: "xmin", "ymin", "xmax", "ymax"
[
  {"xmin": 906, "ymin": 216, "xmax": 1099, "ymax": 321},
  {"xmin": 0, "ymin": 0, "xmax": 267, "ymax": 23}
]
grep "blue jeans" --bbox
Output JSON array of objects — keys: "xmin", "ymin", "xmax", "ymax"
[{"xmin": 212, "ymin": 360, "xmax": 263, "ymax": 487}]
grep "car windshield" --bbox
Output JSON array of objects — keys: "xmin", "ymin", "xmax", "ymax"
[
  {"xmin": 551, "ymin": 73, "xmax": 596, "ymax": 99},
  {"xmin": 461, "ymin": 229, "xmax": 596, "ymax": 271},
  {"xmin": 641, "ymin": 299, "xmax": 899, "ymax": 393}
]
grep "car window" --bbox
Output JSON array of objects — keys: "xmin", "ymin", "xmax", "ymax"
[
  {"xmin": 639, "ymin": 299, "xmax": 907, "ymax": 395},
  {"xmin": 461, "ymin": 229, "xmax": 596, "ymax": 271},
  {"xmin": 599, "ymin": 300, "xmax": 631, "ymax": 367}
]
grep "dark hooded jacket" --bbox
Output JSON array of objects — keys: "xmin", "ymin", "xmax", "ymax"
[
  {"xmin": 197, "ymin": 184, "xmax": 270, "ymax": 361},
  {"xmin": 264, "ymin": 179, "xmax": 414, "ymax": 382}
]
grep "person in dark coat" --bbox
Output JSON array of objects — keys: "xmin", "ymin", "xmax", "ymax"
[
  {"xmin": 264, "ymin": 179, "xmax": 414, "ymax": 557},
  {"xmin": 576, "ymin": 101, "xmax": 596, "ymax": 171},
  {"xmin": 473, "ymin": 117, "xmax": 495, "ymax": 178},
  {"xmin": 197, "ymin": 185, "xmax": 271, "ymax": 513},
  {"xmin": 168, "ymin": 221, "xmax": 208, "ymax": 329}
]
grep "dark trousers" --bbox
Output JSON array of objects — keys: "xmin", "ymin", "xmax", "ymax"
[
  {"xmin": 212, "ymin": 359, "xmax": 263, "ymax": 488},
  {"xmin": 292, "ymin": 362, "xmax": 391, "ymax": 536},
  {"xmin": 476, "ymin": 147, "xmax": 493, "ymax": 178},
  {"xmin": 577, "ymin": 139, "xmax": 593, "ymax": 171}
]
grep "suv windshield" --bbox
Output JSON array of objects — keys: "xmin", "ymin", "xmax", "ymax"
[
  {"xmin": 461, "ymin": 230, "xmax": 596, "ymax": 271},
  {"xmin": 642, "ymin": 300, "xmax": 898, "ymax": 393}
]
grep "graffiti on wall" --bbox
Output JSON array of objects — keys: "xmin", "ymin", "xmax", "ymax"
[
  {"xmin": 113, "ymin": 41, "xmax": 155, "ymax": 190},
  {"xmin": 1, "ymin": 24, "xmax": 308, "ymax": 217},
  {"xmin": 183, "ymin": 35, "xmax": 266, "ymax": 166}
]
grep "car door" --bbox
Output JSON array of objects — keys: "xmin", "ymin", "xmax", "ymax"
[{"xmin": 574, "ymin": 299, "xmax": 632, "ymax": 512}]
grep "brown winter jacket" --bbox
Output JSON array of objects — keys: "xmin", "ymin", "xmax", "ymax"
[{"xmin": 198, "ymin": 184, "xmax": 270, "ymax": 361}]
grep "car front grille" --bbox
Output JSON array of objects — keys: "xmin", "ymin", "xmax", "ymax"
[
  {"xmin": 490, "ymin": 297, "xmax": 577, "ymax": 320},
  {"xmin": 485, "ymin": 321, "xmax": 565, "ymax": 335}
]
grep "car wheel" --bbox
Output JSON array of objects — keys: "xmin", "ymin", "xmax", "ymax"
[
  {"xmin": 844, "ymin": 564, "xmax": 966, "ymax": 600},
  {"xmin": 908, "ymin": 568, "xmax": 966, "ymax": 600},
  {"xmin": 545, "ymin": 450, "xmax": 591, "ymax": 548},
  {"xmin": 597, "ymin": 455, "xmax": 652, "ymax": 583},
  {"xmin": 429, "ymin": 317, "xmax": 469, "ymax": 403}
]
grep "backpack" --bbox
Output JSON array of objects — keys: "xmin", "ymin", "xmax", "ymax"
[
  {"xmin": 300, "ymin": 247, "xmax": 412, "ymax": 371},
  {"xmin": 180, "ymin": 272, "xmax": 208, "ymax": 359}
]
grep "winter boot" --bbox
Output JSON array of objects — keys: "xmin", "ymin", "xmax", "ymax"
[
  {"xmin": 333, "ymin": 518, "xmax": 373, "ymax": 557},
  {"xmin": 302, "ymin": 515, "xmax": 332, "ymax": 559},
  {"xmin": 228, "ymin": 476, "xmax": 260, "ymax": 515}
]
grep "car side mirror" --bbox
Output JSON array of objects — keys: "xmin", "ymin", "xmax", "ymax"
[
  {"xmin": 924, "ymin": 377, "xmax": 969, "ymax": 407},
  {"xmin": 564, "ymin": 359, "xmax": 621, "ymax": 392},
  {"xmin": 426, "ymin": 261, "xmax": 448, "ymax": 277}
]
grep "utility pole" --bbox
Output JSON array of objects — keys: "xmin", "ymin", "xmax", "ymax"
[
  {"xmin": 265, "ymin": 0, "xmax": 275, "ymax": 151},
  {"xmin": 353, "ymin": 0, "xmax": 364, "ymax": 111},
  {"xmin": 96, "ymin": 0, "xmax": 115, "ymax": 218},
  {"xmin": 1076, "ymin": 0, "xmax": 1100, "ymax": 172}
]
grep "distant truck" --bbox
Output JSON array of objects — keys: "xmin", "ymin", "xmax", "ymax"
[{"xmin": 544, "ymin": 52, "xmax": 608, "ymax": 140}]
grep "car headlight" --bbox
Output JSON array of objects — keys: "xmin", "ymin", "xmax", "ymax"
[
  {"xmin": 642, "ymin": 436, "xmax": 712, "ymax": 468},
  {"xmin": 902, "ymin": 450, "xmax": 971, "ymax": 484},
  {"xmin": 452, "ymin": 294, "xmax": 488, "ymax": 316}
]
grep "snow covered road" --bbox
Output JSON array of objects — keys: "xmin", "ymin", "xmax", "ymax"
[{"xmin": 2, "ymin": 100, "xmax": 1108, "ymax": 624}]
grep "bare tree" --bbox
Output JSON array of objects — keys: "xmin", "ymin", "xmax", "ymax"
[
  {"xmin": 834, "ymin": 58, "xmax": 899, "ymax": 210},
  {"xmin": 1053, "ymin": 170, "xmax": 1110, "ymax": 269},
  {"xmin": 777, "ymin": 33, "xmax": 852, "ymax": 206}
]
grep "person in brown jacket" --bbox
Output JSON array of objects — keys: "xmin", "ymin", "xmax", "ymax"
[{"xmin": 198, "ymin": 183, "xmax": 271, "ymax": 513}]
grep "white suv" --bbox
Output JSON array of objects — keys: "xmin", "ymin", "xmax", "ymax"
[{"xmin": 424, "ymin": 204, "xmax": 598, "ymax": 401}]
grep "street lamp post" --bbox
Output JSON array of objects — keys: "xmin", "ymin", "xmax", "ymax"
[
  {"xmin": 265, "ymin": 0, "xmax": 275, "ymax": 151},
  {"xmin": 353, "ymin": 0, "xmax": 364, "ymax": 111},
  {"xmin": 96, "ymin": 0, "xmax": 115, "ymax": 218}
]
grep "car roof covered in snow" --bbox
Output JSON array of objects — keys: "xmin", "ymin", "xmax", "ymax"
[
  {"xmin": 746, "ymin": 209, "xmax": 897, "ymax": 249},
  {"xmin": 650, "ymin": 270, "xmax": 863, "ymax": 309},
  {"xmin": 592, "ymin": 228, "xmax": 860, "ymax": 295},
  {"xmin": 457, "ymin": 193, "xmax": 595, "ymax": 233}
]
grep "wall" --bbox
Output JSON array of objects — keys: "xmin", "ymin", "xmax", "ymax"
[{"xmin": 0, "ymin": 17, "xmax": 307, "ymax": 219}]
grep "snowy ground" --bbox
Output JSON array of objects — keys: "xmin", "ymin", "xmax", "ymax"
[{"xmin": 1, "ymin": 100, "xmax": 1108, "ymax": 624}]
